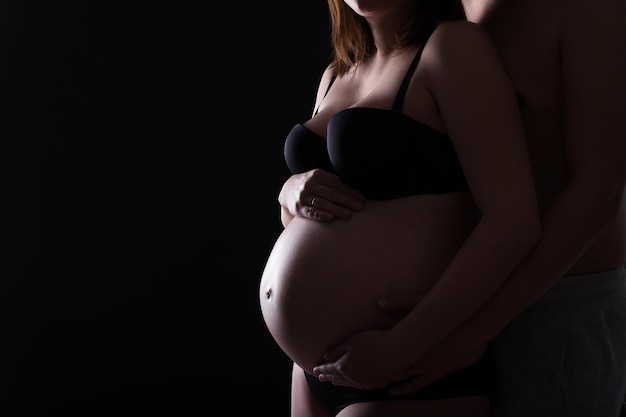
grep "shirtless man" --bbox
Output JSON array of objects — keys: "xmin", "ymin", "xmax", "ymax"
[{"xmin": 281, "ymin": 0, "xmax": 626, "ymax": 416}]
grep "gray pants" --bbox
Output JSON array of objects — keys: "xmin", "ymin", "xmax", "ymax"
[{"xmin": 491, "ymin": 266, "xmax": 626, "ymax": 417}]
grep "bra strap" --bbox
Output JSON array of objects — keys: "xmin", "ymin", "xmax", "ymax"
[
  {"xmin": 313, "ymin": 74, "xmax": 337, "ymax": 116},
  {"xmin": 317, "ymin": 26, "xmax": 434, "ymax": 115},
  {"xmin": 392, "ymin": 37, "xmax": 430, "ymax": 112}
]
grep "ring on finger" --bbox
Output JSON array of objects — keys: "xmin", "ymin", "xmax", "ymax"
[{"xmin": 311, "ymin": 197, "xmax": 317, "ymax": 207}]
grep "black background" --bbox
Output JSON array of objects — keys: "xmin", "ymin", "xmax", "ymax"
[{"xmin": 1, "ymin": 1, "xmax": 331, "ymax": 415}]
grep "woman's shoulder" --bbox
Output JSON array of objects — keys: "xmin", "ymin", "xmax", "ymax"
[
  {"xmin": 425, "ymin": 20, "xmax": 498, "ymax": 66},
  {"xmin": 432, "ymin": 20, "xmax": 490, "ymax": 46},
  {"xmin": 316, "ymin": 65, "xmax": 337, "ymax": 94}
]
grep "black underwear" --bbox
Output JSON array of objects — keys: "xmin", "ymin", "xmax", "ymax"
[{"xmin": 305, "ymin": 348, "xmax": 496, "ymax": 416}]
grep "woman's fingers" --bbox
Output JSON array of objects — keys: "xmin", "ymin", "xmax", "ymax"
[
  {"xmin": 281, "ymin": 169, "xmax": 365, "ymax": 221},
  {"xmin": 306, "ymin": 169, "xmax": 365, "ymax": 211}
]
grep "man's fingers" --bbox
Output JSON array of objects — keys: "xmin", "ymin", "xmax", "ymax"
[
  {"xmin": 388, "ymin": 373, "xmax": 443, "ymax": 395},
  {"xmin": 377, "ymin": 295, "xmax": 424, "ymax": 312}
]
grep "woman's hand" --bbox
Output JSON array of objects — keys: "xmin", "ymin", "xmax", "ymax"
[
  {"xmin": 312, "ymin": 329, "xmax": 415, "ymax": 390},
  {"xmin": 310, "ymin": 294, "xmax": 426, "ymax": 390},
  {"xmin": 310, "ymin": 324, "xmax": 488, "ymax": 394},
  {"xmin": 278, "ymin": 169, "xmax": 364, "ymax": 223}
]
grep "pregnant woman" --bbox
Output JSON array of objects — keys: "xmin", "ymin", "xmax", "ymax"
[{"xmin": 259, "ymin": 0, "xmax": 541, "ymax": 415}]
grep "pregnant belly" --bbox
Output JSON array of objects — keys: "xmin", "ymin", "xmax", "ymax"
[{"xmin": 259, "ymin": 196, "xmax": 477, "ymax": 374}]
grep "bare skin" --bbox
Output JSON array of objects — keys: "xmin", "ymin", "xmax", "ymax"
[
  {"xmin": 300, "ymin": 0, "xmax": 626, "ymax": 415},
  {"xmin": 261, "ymin": 194, "xmax": 480, "ymax": 374},
  {"xmin": 260, "ymin": 1, "xmax": 542, "ymax": 415}
]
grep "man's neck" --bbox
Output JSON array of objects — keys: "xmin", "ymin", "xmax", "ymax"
[{"xmin": 463, "ymin": 0, "xmax": 501, "ymax": 23}]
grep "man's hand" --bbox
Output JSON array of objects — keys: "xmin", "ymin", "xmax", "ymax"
[
  {"xmin": 377, "ymin": 294, "xmax": 425, "ymax": 311},
  {"xmin": 376, "ymin": 292, "xmax": 487, "ymax": 395},
  {"xmin": 387, "ymin": 342, "xmax": 488, "ymax": 395}
]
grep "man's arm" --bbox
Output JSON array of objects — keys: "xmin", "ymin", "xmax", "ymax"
[
  {"xmin": 458, "ymin": 0, "xmax": 626, "ymax": 341},
  {"xmin": 383, "ymin": 0, "xmax": 626, "ymax": 393}
]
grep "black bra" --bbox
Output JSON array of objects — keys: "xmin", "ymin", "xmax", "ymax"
[{"xmin": 284, "ymin": 33, "xmax": 469, "ymax": 200}]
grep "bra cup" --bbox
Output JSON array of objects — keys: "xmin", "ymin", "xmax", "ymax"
[
  {"xmin": 283, "ymin": 24, "xmax": 467, "ymax": 200},
  {"xmin": 284, "ymin": 124, "xmax": 335, "ymax": 174},
  {"xmin": 326, "ymin": 108, "xmax": 467, "ymax": 199}
]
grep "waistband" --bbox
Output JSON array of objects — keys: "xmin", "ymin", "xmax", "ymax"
[{"xmin": 528, "ymin": 265, "xmax": 626, "ymax": 311}]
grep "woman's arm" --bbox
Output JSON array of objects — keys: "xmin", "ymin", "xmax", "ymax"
[
  {"xmin": 385, "ymin": 0, "xmax": 626, "ymax": 394},
  {"xmin": 278, "ymin": 169, "xmax": 364, "ymax": 227},
  {"xmin": 278, "ymin": 65, "xmax": 365, "ymax": 228},
  {"xmin": 312, "ymin": 21, "xmax": 541, "ymax": 389}
]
